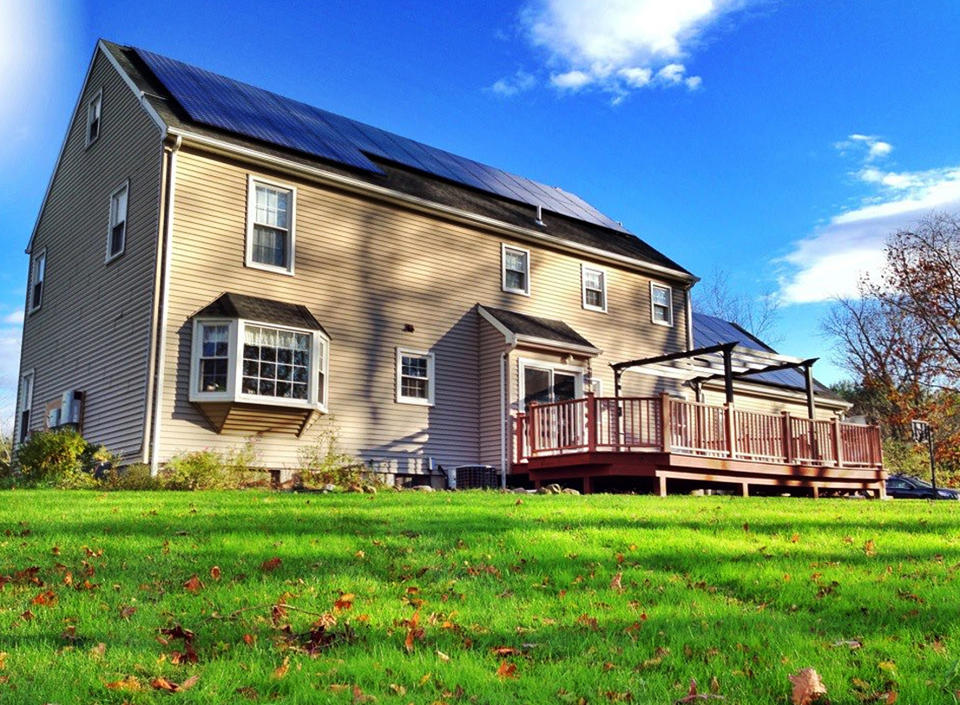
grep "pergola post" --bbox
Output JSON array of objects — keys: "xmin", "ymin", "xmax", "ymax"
[
  {"xmin": 722, "ymin": 347, "xmax": 735, "ymax": 404},
  {"xmin": 804, "ymin": 362, "xmax": 816, "ymax": 420}
]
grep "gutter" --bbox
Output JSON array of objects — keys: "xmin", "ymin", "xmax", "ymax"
[
  {"xmin": 167, "ymin": 128, "xmax": 698, "ymax": 285},
  {"xmin": 148, "ymin": 134, "xmax": 181, "ymax": 475}
]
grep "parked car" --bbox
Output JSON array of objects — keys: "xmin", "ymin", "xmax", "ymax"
[{"xmin": 885, "ymin": 474, "xmax": 960, "ymax": 500}]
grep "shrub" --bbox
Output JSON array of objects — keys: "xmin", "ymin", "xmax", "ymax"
[
  {"xmin": 298, "ymin": 418, "xmax": 367, "ymax": 488},
  {"xmin": 99, "ymin": 463, "xmax": 165, "ymax": 490},
  {"xmin": 14, "ymin": 428, "xmax": 110, "ymax": 488},
  {"xmin": 162, "ymin": 440, "xmax": 261, "ymax": 490}
]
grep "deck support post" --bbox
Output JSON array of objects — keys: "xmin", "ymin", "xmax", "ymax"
[
  {"xmin": 812, "ymin": 485, "xmax": 820, "ymax": 500},
  {"xmin": 660, "ymin": 392, "xmax": 672, "ymax": 453},
  {"xmin": 740, "ymin": 482, "xmax": 749, "ymax": 497},
  {"xmin": 657, "ymin": 474, "xmax": 667, "ymax": 497},
  {"xmin": 831, "ymin": 417, "xmax": 843, "ymax": 467},
  {"xmin": 582, "ymin": 476, "xmax": 593, "ymax": 494}
]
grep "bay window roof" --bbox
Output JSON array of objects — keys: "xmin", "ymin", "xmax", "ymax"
[{"xmin": 193, "ymin": 292, "xmax": 328, "ymax": 336}]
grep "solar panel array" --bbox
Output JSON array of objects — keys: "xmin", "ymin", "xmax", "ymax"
[
  {"xmin": 135, "ymin": 48, "xmax": 626, "ymax": 232},
  {"xmin": 692, "ymin": 313, "xmax": 815, "ymax": 390}
]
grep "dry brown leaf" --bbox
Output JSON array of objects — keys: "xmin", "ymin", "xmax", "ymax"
[
  {"xmin": 89, "ymin": 643, "xmax": 106, "ymax": 659},
  {"xmin": 491, "ymin": 646, "xmax": 519, "ymax": 656},
  {"xmin": 789, "ymin": 668, "xmax": 827, "ymax": 705},
  {"xmin": 119, "ymin": 605, "xmax": 137, "ymax": 620},
  {"xmin": 105, "ymin": 676, "xmax": 144, "ymax": 692},
  {"xmin": 273, "ymin": 656, "xmax": 290, "ymax": 679},
  {"xmin": 150, "ymin": 677, "xmax": 177, "ymax": 692},
  {"xmin": 610, "ymin": 572, "xmax": 624, "ymax": 593},
  {"xmin": 496, "ymin": 661, "xmax": 517, "ymax": 679},
  {"xmin": 242, "ymin": 633, "xmax": 256, "ymax": 645},
  {"xmin": 436, "ymin": 649, "xmax": 450, "ymax": 662},
  {"xmin": 0, "ymin": 652, "xmax": 6, "ymax": 669},
  {"xmin": 210, "ymin": 565, "xmax": 221, "ymax": 580},
  {"xmin": 261, "ymin": 557, "xmax": 282, "ymax": 572},
  {"xmin": 864, "ymin": 540, "xmax": 877, "ymax": 557},
  {"xmin": 183, "ymin": 575, "xmax": 203, "ymax": 593},
  {"xmin": 31, "ymin": 589, "xmax": 57, "ymax": 606},
  {"xmin": 334, "ymin": 593, "xmax": 355, "ymax": 610}
]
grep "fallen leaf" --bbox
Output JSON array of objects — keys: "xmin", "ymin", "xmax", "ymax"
[
  {"xmin": 789, "ymin": 668, "xmax": 827, "ymax": 705},
  {"xmin": 496, "ymin": 661, "xmax": 517, "ymax": 679},
  {"xmin": 491, "ymin": 646, "xmax": 519, "ymax": 656},
  {"xmin": 832, "ymin": 639, "xmax": 862, "ymax": 650},
  {"xmin": 610, "ymin": 572, "xmax": 624, "ymax": 593},
  {"xmin": 334, "ymin": 593, "xmax": 355, "ymax": 610},
  {"xmin": 436, "ymin": 649, "xmax": 450, "ymax": 662},
  {"xmin": 675, "ymin": 678, "xmax": 725, "ymax": 703},
  {"xmin": 864, "ymin": 540, "xmax": 877, "ymax": 557},
  {"xmin": 273, "ymin": 656, "xmax": 289, "ymax": 679},
  {"xmin": 183, "ymin": 575, "xmax": 203, "ymax": 593},
  {"xmin": 791, "ymin": 533, "xmax": 800, "ymax": 543},
  {"xmin": 389, "ymin": 683, "xmax": 407, "ymax": 696},
  {"xmin": 119, "ymin": 605, "xmax": 137, "ymax": 620},
  {"xmin": 105, "ymin": 676, "xmax": 144, "ymax": 692},
  {"xmin": 89, "ymin": 642, "xmax": 106, "ymax": 659},
  {"xmin": 31, "ymin": 589, "xmax": 57, "ymax": 607},
  {"xmin": 0, "ymin": 653, "xmax": 6, "ymax": 669},
  {"xmin": 242, "ymin": 633, "xmax": 256, "ymax": 645},
  {"xmin": 210, "ymin": 565, "xmax": 221, "ymax": 580},
  {"xmin": 261, "ymin": 557, "xmax": 282, "ymax": 572}
]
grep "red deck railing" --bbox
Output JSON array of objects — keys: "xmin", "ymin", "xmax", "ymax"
[{"xmin": 516, "ymin": 393, "xmax": 883, "ymax": 469}]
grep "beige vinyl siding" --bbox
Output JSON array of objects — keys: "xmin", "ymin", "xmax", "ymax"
[
  {"xmin": 477, "ymin": 317, "xmax": 506, "ymax": 469},
  {"xmin": 16, "ymin": 49, "xmax": 163, "ymax": 457},
  {"xmin": 157, "ymin": 147, "xmax": 690, "ymax": 471},
  {"xmin": 701, "ymin": 385, "xmax": 844, "ymax": 421}
]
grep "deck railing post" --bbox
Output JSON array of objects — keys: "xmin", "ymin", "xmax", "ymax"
[
  {"xmin": 781, "ymin": 411, "xmax": 793, "ymax": 464},
  {"xmin": 831, "ymin": 417, "xmax": 843, "ymax": 467},
  {"xmin": 660, "ymin": 392, "xmax": 672, "ymax": 453},
  {"xmin": 725, "ymin": 402, "xmax": 736, "ymax": 458},
  {"xmin": 585, "ymin": 392, "xmax": 597, "ymax": 453},
  {"xmin": 515, "ymin": 412, "xmax": 526, "ymax": 462},
  {"xmin": 528, "ymin": 402, "xmax": 538, "ymax": 456}
]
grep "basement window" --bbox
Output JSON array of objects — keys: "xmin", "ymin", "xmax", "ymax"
[{"xmin": 191, "ymin": 319, "xmax": 329, "ymax": 411}]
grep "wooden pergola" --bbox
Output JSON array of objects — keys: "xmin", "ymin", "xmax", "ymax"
[{"xmin": 611, "ymin": 343, "xmax": 820, "ymax": 419}]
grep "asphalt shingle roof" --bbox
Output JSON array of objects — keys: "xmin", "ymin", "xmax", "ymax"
[
  {"xmin": 480, "ymin": 306, "xmax": 597, "ymax": 351},
  {"xmin": 193, "ymin": 293, "xmax": 327, "ymax": 335}
]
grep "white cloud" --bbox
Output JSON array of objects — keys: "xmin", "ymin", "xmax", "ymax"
[
  {"xmin": 778, "ymin": 145, "xmax": 960, "ymax": 304},
  {"xmin": 3, "ymin": 310, "xmax": 24, "ymax": 325},
  {"xmin": 490, "ymin": 70, "xmax": 537, "ymax": 96},
  {"xmin": 550, "ymin": 69, "xmax": 593, "ymax": 89},
  {"xmin": 514, "ymin": 0, "xmax": 755, "ymax": 99},
  {"xmin": 835, "ymin": 133, "xmax": 893, "ymax": 162}
]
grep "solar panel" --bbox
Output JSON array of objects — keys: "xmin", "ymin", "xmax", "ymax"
[{"xmin": 134, "ymin": 47, "xmax": 628, "ymax": 232}]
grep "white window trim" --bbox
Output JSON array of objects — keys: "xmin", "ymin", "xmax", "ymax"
[
  {"xmin": 105, "ymin": 180, "xmax": 129, "ymax": 264},
  {"xmin": 501, "ymin": 243, "xmax": 530, "ymax": 296},
  {"xmin": 16, "ymin": 369, "xmax": 35, "ymax": 445},
  {"xmin": 517, "ymin": 358, "xmax": 584, "ymax": 412},
  {"xmin": 189, "ymin": 317, "xmax": 328, "ymax": 412},
  {"xmin": 245, "ymin": 174, "xmax": 297, "ymax": 276},
  {"xmin": 581, "ymin": 263, "xmax": 607, "ymax": 313},
  {"xmin": 396, "ymin": 348, "xmax": 435, "ymax": 406},
  {"xmin": 650, "ymin": 281, "xmax": 674, "ymax": 327},
  {"xmin": 28, "ymin": 248, "xmax": 46, "ymax": 314},
  {"xmin": 85, "ymin": 89, "xmax": 102, "ymax": 149}
]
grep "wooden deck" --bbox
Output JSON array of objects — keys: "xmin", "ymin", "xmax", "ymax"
[{"xmin": 514, "ymin": 394, "xmax": 885, "ymax": 497}]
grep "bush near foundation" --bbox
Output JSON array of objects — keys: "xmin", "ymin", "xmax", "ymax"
[{"xmin": 14, "ymin": 428, "xmax": 110, "ymax": 488}]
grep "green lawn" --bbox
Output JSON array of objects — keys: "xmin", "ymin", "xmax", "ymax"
[{"xmin": 1, "ymin": 491, "xmax": 959, "ymax": 704}]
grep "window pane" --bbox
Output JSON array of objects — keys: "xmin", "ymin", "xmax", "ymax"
[
  {"xmin": 523, "ymin": 367, "xmax": 551, "ymax": 408},
  {"xmin": 553, "ymin": 373, "xmax": 577, "ymax": 401},
  {"xmin": 255, "ymin": 185, "xmax": 289, "ymax": 228},
  {"xmin": 240, "ymin": 324, "xmax": 312, "ymax": 401},
  {"xmin": 505, "ymin": 269, "xmax": 526, "ymax": 291},
  {"xmin": 252, "ymin": 225, "xmax": 288, "ymax": 267},
  {"xmin": 505, "ymin": 249, "xmax": 526, "ymax": 271},
  {"xmin": 586, "ymin": 289, "xmax": 604, "ymax": 307},
  {"xmin": 653, "ymin": 305, "xmax": 670, "ymax": 323},
  {"xmin": 652, "ymin": 286, "xmax": 669, "ymax": 306}
]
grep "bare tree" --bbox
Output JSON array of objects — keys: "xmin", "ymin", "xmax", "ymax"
[{"xmin": 693, "ymin": 268, "xmax": 781, "ymax": 342}]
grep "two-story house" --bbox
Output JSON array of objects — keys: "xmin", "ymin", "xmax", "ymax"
[{"xmin": 17, "ymin": 40, "xmax": 883, "ymax": 496}]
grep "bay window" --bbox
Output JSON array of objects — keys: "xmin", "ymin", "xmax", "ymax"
[{"xmin": 191, "ymin": 318, "xmax": 328, "ymax": 410}]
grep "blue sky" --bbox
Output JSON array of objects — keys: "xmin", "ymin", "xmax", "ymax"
[{"xmin": 3, "ymin": 0, "xmax": 960, "ymax": 424}]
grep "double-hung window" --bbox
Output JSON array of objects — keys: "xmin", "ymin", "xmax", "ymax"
[
  {"xmin": 651, "ymin": 282, "xmax": 673, "ymax": 326},
  {"xmin": 106, "ymin": 182, "xmax": 128, "ymax": 262},
  {"xmin": 396, "ymin": 349, "xmax": 435, "ymax": 406},
  {"xmin": 18, "ymin": 371, "xmax": 34, "ymax": 444},
  {"xmin": 29, "ymin": 250, "xmax": 45, "ymax": 313},
  {"xmin": 581, "ymin": 264, "xmax": 607, "ymax": 312},
  {"xmin": 191, "ymin": 319, "xmax": 328, "ymax": 411},
  {"xmin": 247, "ymin": 177, "xmax": 295, "ymax": 274},
  {"xmin": 86, "ymin": 90, "xmax": 101, "ymax": 147},
  {"xmin": 502, "ymin": 244, "xmax": 530, "ymax": 295}
]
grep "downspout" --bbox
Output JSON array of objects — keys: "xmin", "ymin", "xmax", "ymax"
[
  {"xmin": 499, "ymin": 339, "xmax": 518, "ymax": 489},
  {"xmin": 149, "ymin": 135, "xmax": 181, "ymax": 476},
  {"xmin": 684, "ymin": 282, "xmax": 694, "ymax": 350}
]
